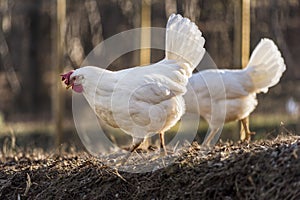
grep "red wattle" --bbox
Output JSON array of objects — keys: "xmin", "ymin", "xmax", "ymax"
[{"xmin": 72, "ymin": 84, "xmax": 83, "ymax": 93}]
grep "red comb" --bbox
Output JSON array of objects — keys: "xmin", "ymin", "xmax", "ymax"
[{"xmin": 60, "ymin": 70, "xmax": 74, "ymax": 85}]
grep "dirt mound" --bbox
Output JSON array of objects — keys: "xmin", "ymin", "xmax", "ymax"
[{"xmin": 0, "ymin": 135, "xmax": 299, "ymax": 200}]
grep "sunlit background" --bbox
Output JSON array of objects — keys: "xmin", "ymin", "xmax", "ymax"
[{"xmin": 0, "ymin": 0, "xmax": 299, "ymax": 150}]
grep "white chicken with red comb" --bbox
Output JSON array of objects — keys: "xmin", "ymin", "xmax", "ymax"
[{"xmin": 61, "ymin": 14, "xmax": 206, "ymax": 156}]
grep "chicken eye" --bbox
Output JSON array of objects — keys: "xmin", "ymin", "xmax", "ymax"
[{"xmin": 72, "ymin": 77, "xmax": 76, "ymax": 81}]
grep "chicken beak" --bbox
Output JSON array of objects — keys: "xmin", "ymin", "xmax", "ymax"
[{"xmin": 66, "ymin": 84, "xmax": 72, "ymax": 90}]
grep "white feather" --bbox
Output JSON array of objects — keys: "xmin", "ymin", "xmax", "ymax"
[
  {"xmin": 70, "ymin": 14, "xmax": 206, "ymax": 140},
  {"xmin": 184, "ymin": 38, "xmax": 286, "ymax": 144},
  {"xmin": 245, "ymin": 38, "xmax": 286, "ymax": 93}
]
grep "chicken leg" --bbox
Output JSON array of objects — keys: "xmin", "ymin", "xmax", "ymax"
[
  {"xmin": 240, "ymin": 118, "xmax": 255, "ymax": 142},
  {"xmin": 159, "ymin": 132, "xmax": 167, "ymax": 156},
  {"xmin": 121, "ymin": 137, "xmax": 144, "ymax": 165},
  {"xmin": 202, "ymin": 128, "xmax": 220, "ymax": 147}
]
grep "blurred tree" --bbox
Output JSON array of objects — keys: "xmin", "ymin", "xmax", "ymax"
[
  {"xmin": 183, "ymin": 0, "xmax": 200, "ymax": 22},
  {"xmin": 199, "ymin": 0, "xmax": 235, "ymax": 68},
  {"xmin": 85, "ymin": 0, "xmax": 103, "ymax": 47},
  {"xmin": 165, "ymin": 0, "xmax": 177, "ymax": 17},
  {"xmin": 1, "ymin": 1, "xmax": 52, "ymax": 119},
  {"xmin": 54, "ymin": 0, "xmax": 66, "ymax": 146},
  {"xmin": 270, "ymin": 0, "xmax": 297, "ymax": 79},
  {"xmin": 0, "ymin": 0, "xmax": 19, "ymax": 116}
]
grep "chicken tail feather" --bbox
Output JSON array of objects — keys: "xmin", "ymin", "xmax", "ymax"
[
  {"xmin": 245, "ymin": 38, "xmax": 286, "ymax": 93},
  {"xmin": 165, "ymin": 14, "xmax": 205, "ymax": 77}
]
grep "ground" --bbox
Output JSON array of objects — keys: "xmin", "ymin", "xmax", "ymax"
[{"xmin": 0, "ymin": 134, "xmax": 299, "ymax": 200}]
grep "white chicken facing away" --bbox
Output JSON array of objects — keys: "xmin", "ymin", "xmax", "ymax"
[
  {"xmin": 61, "ymin": 14, "xmax": 206, "ymax": 155},
  {"xmin": 184, "ymin": 38, "xmax": 286, "ymax": 146}
]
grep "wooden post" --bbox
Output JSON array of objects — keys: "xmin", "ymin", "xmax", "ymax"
[
  {"xmin": 240, "ymin": 0, "xmax": 251, "ymax": 140},
  {"xmin": 241, "ymin": 0, "xmax": 250, "ymax": 68},
  {"xmin": 233, "ymin": 0, "xmax": 242, "ymax": 68},
  {"xmin": 140, "ymin": 0, "xmax": 151, "ymax": 65},
  {"xmin": 53, "ymin": 0, "xmax": 66, "ymax": 146},
  {"xmin": 139, "ymin": 0, "xmax": 151, "ymax": 149}
]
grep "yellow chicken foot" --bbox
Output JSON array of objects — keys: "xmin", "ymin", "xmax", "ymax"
[
  {"xmin": 240, "ymin": 118, "xmax": 255, "ymax": 142},
  {"xmin": 121, "ymin": 138, "xmax": 144, "ymax": 165},
  {"xmin": 159, "ymin": 132, "xmax": 167, "ymax": 156}
]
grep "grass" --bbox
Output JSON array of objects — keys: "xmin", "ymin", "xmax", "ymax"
[{"xmin": 0, "ymin": 113, "xmax": 298, "ymax": 151}]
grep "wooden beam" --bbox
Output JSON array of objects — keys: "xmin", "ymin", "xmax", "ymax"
[
  {"xmin": 140, "ymin": 0, "xmax": 151, "ymax": 65},
  {"xmin": 233, "ymin": 0, "xmax": 242, "ymax": 68},
  {"xmin": 240, "ymin": 0, "xmax": 251, "ymax": 140},
  {"xmin": 241, "ymin": 0, "xmax": 250, "ymax": 68},
  {"xmin": 54, "ymin": 0, "xmax": 66, "ymax": 146},
  {"xmin": 139, "ymin": 0, "xmax": 151, "ymax": 149}
]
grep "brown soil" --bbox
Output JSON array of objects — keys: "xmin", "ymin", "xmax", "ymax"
[{"xmin": 0, "ymin": 135, "xmax": 299, "ymax": 200}]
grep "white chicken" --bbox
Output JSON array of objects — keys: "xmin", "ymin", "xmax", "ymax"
[
  {"xmin": 184, "ymin": 38, "xmax": 286, "ymax": 146},
  {"xmin": 61, "ymin": 14, "xmax": 206, "ymax": 155}
]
